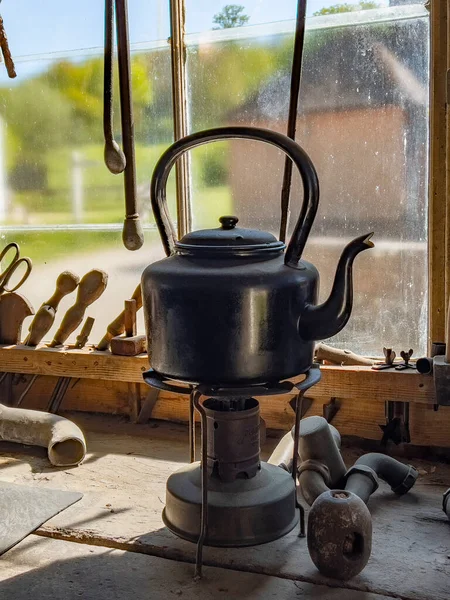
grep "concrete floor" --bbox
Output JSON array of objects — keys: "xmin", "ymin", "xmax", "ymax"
[{"xmin": 0, "ymin": 414, "xmax": 449, "ymax": 600}]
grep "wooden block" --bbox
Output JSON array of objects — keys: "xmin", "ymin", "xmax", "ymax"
[{"xmin": 110, "ymin": 334, "xmax": 147, "ymax": 357}]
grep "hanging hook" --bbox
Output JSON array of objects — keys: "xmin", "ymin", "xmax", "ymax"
[
  {"xmin": 103, "ymin": 0, "xmax": 126, "ymax": 174},
  {"xmin": 0, "ymin": 11, "xmax": 16, "ymax": 78},
  {"xmin": 103, "ymin": 0, "xmax": 144, "ymax": 250}
]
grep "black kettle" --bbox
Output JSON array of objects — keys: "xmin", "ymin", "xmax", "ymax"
[{"xmin": 142, "ymin": 126, "xmax": 373, "ymax": 385}]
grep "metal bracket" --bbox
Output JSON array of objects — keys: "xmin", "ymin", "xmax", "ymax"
[
  {"xmin": 289, "ymin": 395, "xmax": 313, "ymax": 418},
  {"xmin": 380, "ymin": 401, "xmax": 410, "ymax": 446},
  {"xmin": 136, "ymin": 387, "xmax": 160, "ymax": 424},
  {"xmin": 323, "ymin": 397, "xmax": 340, "ymax": 423}
]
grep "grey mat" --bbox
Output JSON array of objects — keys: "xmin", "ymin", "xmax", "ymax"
[{"xmin": 0, "ymin": 480, "xmax": 82, "ymax": 555}]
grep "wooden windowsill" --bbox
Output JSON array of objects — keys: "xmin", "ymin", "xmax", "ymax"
[{"xmin": 0, "ymin": 343, "xmax": 436, "ymax": 405}]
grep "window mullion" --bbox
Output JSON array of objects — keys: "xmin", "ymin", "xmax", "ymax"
[
  {"xmin": 429, "ymin": 0, "xmax": 447, "ymax": 350},
  {"xmin": 169, "ymin": 0, "xmax": 191, "ymax": 238}
]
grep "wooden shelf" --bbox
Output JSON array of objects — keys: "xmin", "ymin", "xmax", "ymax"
[
  {"xmin": 0, "ymin": 344, "xmax": 447, "ymax": 446},
  {"xmin": 0, "ymin": 344, "xmax": 436, "ymax": 404},
  {"xmin": 0, "ymin": 344, "xmax": 149, "ymax": 383}
]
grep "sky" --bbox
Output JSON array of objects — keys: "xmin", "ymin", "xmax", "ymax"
[{"xmin": 1, "ymin": 0, "xmax": 391, "ymax": 58}]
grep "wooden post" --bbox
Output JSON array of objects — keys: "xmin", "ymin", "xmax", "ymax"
[{"xmin": 429, "ymin": 1, "xmax": 448, "ymax": 350}]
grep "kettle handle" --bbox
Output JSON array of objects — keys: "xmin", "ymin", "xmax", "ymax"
[{"xmin": 151, "ymin": 126, "xmax": 319, "ymax": 267}]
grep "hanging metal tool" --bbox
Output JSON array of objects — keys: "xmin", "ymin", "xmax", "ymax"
[
  {"xmin": 0, "ymin": 11, "xmax": 16, "ymax": 79},
  {"xmin": 103, "ymin": 0, "xmax": 144, "ymax": 251},
  {"xmin": 0, "ymin": 243, "xmax": 32, "ymax": 296},
  {"xmin": 279, "ymin": 0, "xmax": 308, "ymax": 242}
]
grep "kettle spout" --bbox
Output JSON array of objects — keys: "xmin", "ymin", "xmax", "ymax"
[{"xmin": 298, "ymin": 233, "xmax": 374, "ymax": 341}]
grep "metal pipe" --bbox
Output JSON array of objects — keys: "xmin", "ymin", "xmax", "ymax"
[
  {"xmin": 0, "ymin": 403, "xmax": 86, "ymax": 467},
  {"xmin": 115, "ymin": 0, "xmax": 144, "ymax": 250},
  {"xmin": 267, "ymin": 420, "xmax": 341, "ymax": 472},
  {"xmin": 298, "ymin": 469, "xmax": 329, "ymax": 506},
  {"xmin": 279, "ymin": 0, "xmax": 308, "ymax": 242},
  {"xmin": 298, "ymin": 416, "xmax": 346, "ymax": 486},
  {"xmin": 344, "ymin": 465, "xmax": 379, "ymax": 504},
  {"xmin": 189, "ymin": 388, "xmax": 195, "ymax": 463},
  {"xmin": 169, "ymin": 0, "xmax": 192, "ymax": 239},
  {"xmin": 416, "ymin": 356, "xmax": 433, "ymax": 374},
  {"xmin": 354, "ymin": 453, "xmax": 418, "ymax": 495}
]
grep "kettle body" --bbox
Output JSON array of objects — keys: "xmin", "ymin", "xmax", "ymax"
[
  {"xmin": 142, "ymin": 126, "xmax": 373, "ymax": 385},
  {"xmin": 143, "ymin": 248, "xmax": 319, "ymax": 385}
]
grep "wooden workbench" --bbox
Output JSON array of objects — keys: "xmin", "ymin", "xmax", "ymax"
[{"xmin": 0, "ymin": 414, "xmax": 449, "ymax": 600}]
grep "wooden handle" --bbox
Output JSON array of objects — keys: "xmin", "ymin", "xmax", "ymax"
[
  {"xmin": 75, "ymin": 270, "xmax": 108, "ymax": 306},
  {"xmin": 0, "ymin": 292, "xmax": 34, "ymax": 344},
  {"xmin": 46, "ymin": 271, "xmax": 80, "ymax": 310},
  {"xmin": 24, "ymin": 306, "xmax": 55, "ymax": 346},
  {"xmin": 124, "ymin": 299, "xmax": 137, "ymax": 337},
  {"xmin": 50, "ymin": 269, "xmax": 108, "ymax": 346},
  {"xmin": 75, "ymin": 316, "xmax": 95, "ymax": 349},
  {"xmin": 96, "ymin": 283, "xmax": 142, "ymax": 350},
  {"xmin": 315, "ymin": 343, "xmax": 375, "ymax": 366},
  {"xmin": 25, "ymin": 271, "xmax": 80, "ymax": 346}
]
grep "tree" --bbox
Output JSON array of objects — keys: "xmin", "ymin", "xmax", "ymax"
[
  {"xmin": 313, "ymin": 1, "xmax": 380, "ymax": 15},
  {"xmin": 213, "ymin": 5, "xmax": 250, "ymax": 29}
]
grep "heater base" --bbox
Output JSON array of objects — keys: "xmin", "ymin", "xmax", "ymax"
[{"xmin": 162, "ymin": 461, "xmax": 299, "ymax": 547}]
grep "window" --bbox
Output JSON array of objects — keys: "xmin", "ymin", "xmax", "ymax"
[{"xmin": 0, "ymin": 0, "xmax": 430, "ymax": 356}]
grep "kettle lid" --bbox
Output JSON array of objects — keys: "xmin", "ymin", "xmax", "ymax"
[{"xmin": 176, "ymin": 216, "xmax": 285, "ymax": 257}]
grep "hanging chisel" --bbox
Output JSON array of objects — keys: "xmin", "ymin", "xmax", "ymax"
[
  {"xmin": 24, "ymin": 271, "xmax": 80, "ymax": 346},
  {"xmin": 49, "ymin": 269, "xmax": 108, "ymax": 347}
]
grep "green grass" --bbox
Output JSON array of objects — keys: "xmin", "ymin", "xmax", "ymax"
[
  {"xmin": 2, "ymin": 186, "xmax": 233, "ymax": 265},
  {"xmin": 2, "ymin": 139, "xmax": 234, "ymax": 264}
]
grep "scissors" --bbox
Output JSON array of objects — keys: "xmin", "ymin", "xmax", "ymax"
[{"xmin": 0, "ymin": 242, "xmax": 32, "ymax": 295}]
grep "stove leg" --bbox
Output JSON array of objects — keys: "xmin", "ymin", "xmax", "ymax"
[
  {"xmin": 189, "ymin": 389, "xmax": 195, "ymax": 463},
  {"xmin": 193, "ymin": 390, "xmax": 208, "ymax": 580},
  {"xmin": 298, "ymin": 502, "xmax": 305, "ymax": 537},
  {"xmin": 292, "ymin": 390, "xmax": 303, "ymax": 481},
  {"xmin": 292, "ymin": 390, "xmax": 306, "ymax": 538}
]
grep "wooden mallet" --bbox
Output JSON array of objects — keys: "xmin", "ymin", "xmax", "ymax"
[{"xmin": 110, "ymin": 299, "xmax": 146, "ymax": 356}]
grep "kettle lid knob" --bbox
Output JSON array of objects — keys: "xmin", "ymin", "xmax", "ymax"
[{"xmin": 219, "ymin": 215, "xmax": 239, "ymax": 230}]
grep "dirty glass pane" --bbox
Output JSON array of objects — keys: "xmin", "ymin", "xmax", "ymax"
[
  {"xmin": 0, "ymin": 1, "xmax": 170, "ymax": 342},
  {"xmin": 185, "ymin": 3, "xmax": 429, "ymax": 356}
]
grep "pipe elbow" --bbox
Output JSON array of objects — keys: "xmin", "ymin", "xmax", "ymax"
[
  {"xmin": 298, "ymin": 462, "xmax": 330, "ymax": 505},
  {"xmin": 0, "ymin": 404, "xmax": 86, "ymax": 467},
  {"xmin": 355, "ymin": 453, "xmax": 418, "ymax": 496}
]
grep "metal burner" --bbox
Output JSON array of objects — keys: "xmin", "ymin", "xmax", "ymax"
[{"xmin": 143, "ymin": 364, "xmax": 321, "ymax": 578}]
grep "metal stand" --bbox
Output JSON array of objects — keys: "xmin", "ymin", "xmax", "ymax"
[
  {"xmin": 193, "ymin": 390, "xmax": 207, "ymax": 579},
  {"xmin": 189, "ymin": 389, "xmax": 195, "ymax": 463},
  {"xmin": 143, "ymin": 364, "xmax": 322, "ymax": 579}
]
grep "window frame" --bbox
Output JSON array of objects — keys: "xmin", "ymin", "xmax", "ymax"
[
  {"xmin": 0, "ymin": 3, "xmax": 443, "ymax": 410},
  {"xmin": 429, "ymin": 0, "xmax": 447, "ymax": 350},
  {"xmin": 170, "ymin": 1, "xmax": 438, "ymax": 355}
]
